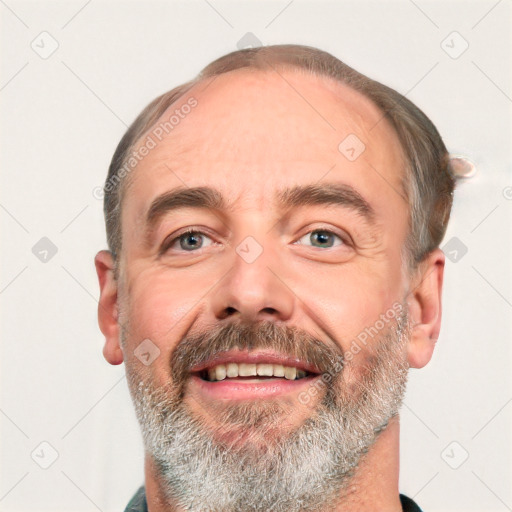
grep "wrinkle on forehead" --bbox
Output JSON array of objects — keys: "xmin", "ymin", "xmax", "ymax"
[
  {"xmin": 129, "ymin": 67, "xmax": 404, "ymax": 175},
  {"xmin": 122, "ymin": 67, "xmax": 408, "ymax": 241}
]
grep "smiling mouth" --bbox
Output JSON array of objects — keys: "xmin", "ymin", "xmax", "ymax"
[
  {"xmin": 195, "ymin": 362, "xmax": 316, "ymax": 382},
  {"xmin": 189, "ymin": 360, "xmax": 322, "ymax": 402}
]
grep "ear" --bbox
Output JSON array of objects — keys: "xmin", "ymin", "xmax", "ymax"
[
  {"xmin": 406, "ymin": 248, "xmax": 445, "ymax": 369},
  {"xmin": 94, "ymin": 250, "xmax": 124, "ymax": 365}
]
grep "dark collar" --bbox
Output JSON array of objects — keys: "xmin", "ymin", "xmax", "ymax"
[{"xmin": 124, "ymin": 486, "xmax": 423, "ymax": 511}]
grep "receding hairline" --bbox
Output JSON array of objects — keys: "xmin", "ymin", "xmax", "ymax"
[
  {"xmin": 121, "ymin": 65, "xmax": 407, "ymax": 201},
  {"xmin": 105, "ymin": 44, "xmax": 454, "ymax": 277},
  {"xmin": 136, "ymin": 65, "xmax": 394, "ymax": 148}
]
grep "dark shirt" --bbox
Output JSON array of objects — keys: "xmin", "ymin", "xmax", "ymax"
[{"xmin": 124, "ymin": 485, "xmax": 423, "ymax": 511}]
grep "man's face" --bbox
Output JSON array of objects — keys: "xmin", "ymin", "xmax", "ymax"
[{"xmin": 115, "ymin": 69, "xmax": 413, "ymax": 510}]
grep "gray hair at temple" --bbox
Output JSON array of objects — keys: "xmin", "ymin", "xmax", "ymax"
[{"xmin": 102, "ymin": 44, "xmax": 456, "ymax": 278}]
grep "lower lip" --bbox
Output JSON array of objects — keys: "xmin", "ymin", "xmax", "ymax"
[{"xmin": 190, "ymin": 374, "xmax": 321, "ymax": 401}]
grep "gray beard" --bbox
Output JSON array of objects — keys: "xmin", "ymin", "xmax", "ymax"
[{"xmin": 123, "ymin": 309, "xmax": 410, "ymax": 512}]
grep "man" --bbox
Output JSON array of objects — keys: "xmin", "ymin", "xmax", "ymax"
[{"xmin": 95, "ymin": 44, "xmax": 456, "ymax": 511}]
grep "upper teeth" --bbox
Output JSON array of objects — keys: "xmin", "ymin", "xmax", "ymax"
[{"xmin": 206, "ymin": 363, "xmax": 308, "ymax": 382}]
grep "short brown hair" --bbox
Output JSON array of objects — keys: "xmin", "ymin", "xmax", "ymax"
[{"xmin": 103, "ymin": 44, "xmax": 456, "ymax": 276}]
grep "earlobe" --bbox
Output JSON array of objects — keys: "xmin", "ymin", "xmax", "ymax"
[
  {"xmin": 94, "ymin": 250, "xmax": 124, "ymax": 365},
  {"xmin": 406, "ymin": 248, "xmax": 445, "ymax": 369}
]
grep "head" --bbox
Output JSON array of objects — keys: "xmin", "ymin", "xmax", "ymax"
[{"xmin": 95, "ymin": 44, "xmax": 456, "ymax": 511}]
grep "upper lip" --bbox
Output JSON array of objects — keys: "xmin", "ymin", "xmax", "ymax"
[{"xmin": 189, "ymin": 350, "xmax": 322, "ymax": 375}]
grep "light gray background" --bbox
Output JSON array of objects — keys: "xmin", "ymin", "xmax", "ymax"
[{"xmin": 1, "ymin": 0, "xmax": 511, "ymax": 511}]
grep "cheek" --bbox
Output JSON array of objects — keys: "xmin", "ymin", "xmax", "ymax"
[
  {"xmin": 127, "ymin": 281, "xmax": 185, "ymax": 336},
  {"xmin": 291, "ymin": 263, "xmax": 396, "ymax": 347},
  {"xmin": 341, "ymin": 353, "xmax": 377, "ymax": 389},
  {"xmin": 121, "ymin": 270, "xmax": 207, "ymax": 363}
]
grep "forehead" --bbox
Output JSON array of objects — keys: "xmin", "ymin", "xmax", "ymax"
[{"xmin": 123, "ymin": 68, "xmax": 406, "ymax": 223}]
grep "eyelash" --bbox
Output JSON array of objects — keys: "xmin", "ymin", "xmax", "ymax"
[
  {"xmin": 296, "ymin": 228, "xmax": 351, "ymax": 248},
  {"xmin": 161, "ymin": 228, "xmax": 214, "ymax": 253},
  {"xmin": 161, "ymin": 226, "xmax": 351, "ymax": 254}
]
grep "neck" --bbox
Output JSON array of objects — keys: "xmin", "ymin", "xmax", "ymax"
[{"xmin": 144, "ymin": 414, "xmax": 403, "ymax": 512}]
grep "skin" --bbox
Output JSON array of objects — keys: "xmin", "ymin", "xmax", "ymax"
[{"xmin": 95, "ymin": 68, "xmax": 445, "ymax": 511}]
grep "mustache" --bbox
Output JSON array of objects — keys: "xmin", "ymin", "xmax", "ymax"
[{"xmin": 170, "ymin": 320, "xmax": 345, "ymax": 386}]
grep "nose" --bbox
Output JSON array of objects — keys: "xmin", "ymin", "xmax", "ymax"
[{"xmin": 210, "ymin": 240, "xmax": 295, "ymax": 324}]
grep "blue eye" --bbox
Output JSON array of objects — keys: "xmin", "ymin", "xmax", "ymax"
[
  {"xmin": 296, "ymin": 229, "xmax": 345, "ymax": 249},
  {"xmin": 162, "ymin": 227, "xmax": 348, "ymax": 255},
  {"xmin": 167, "ymin": 230, "xmax": 214, "ymax": 252}
]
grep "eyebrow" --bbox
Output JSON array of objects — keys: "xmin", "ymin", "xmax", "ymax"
[
  {"xmin": 144, "ymin": 182, "xmax": 376, "ymax": 242},
  {"xmin": 146, "ymin": 186, "xmax": 226, "ymax": 227},
  {"xmin": 276, "ymin": 182, "xmax": 375, "ymax": 221}
]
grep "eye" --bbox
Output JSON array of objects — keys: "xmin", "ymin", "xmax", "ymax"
[
  {"xmin": 164, "ymin": 229, "xmax": 214, "ymax": 252},
  {"xmin": 295, "ymin": 228, "xmax": 347, "ymax": 249}
]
